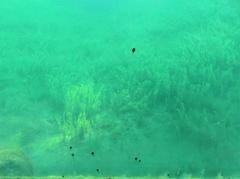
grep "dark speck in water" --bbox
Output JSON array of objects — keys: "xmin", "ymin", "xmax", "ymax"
[{"xmin": 132, "ymin": 48, "xmax": 136, "ymax": 53}]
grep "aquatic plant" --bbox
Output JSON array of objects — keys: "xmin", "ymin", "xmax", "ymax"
[
  {"xmin": 64, "ymin": 82, "xmax": 102, "ymax": 118},
  {"xmin": 54, "ymin": 82, "xmax": 103, "ymax": 145},
  {"xmin": 57, "ymin": 111, "xmax": 94, "ymax": 143}
]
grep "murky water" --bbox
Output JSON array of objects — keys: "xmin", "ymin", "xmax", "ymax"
[{"xmin": 0, "ymin": 0, "xmax": 240, "ymax": 177}]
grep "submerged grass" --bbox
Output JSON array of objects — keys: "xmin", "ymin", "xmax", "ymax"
[{"xmin": 0, "ymin": 0, "xmax": 240, "ymax": 176}]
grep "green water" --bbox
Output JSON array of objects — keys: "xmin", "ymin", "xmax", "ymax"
[{"xmin": 0, "ymin": 0, "xmax": 240, "ymax": 177}]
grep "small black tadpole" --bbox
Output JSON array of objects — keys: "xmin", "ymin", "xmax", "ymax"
[
  {"xmin": 69, "ymin": 146, "xmax": 72, "ymax": 150},
  {"xmin": 71, "ymin": 153, "xmax": 74, "ymax": 157},
  {"xmin": 138, "ymin": 159, "xmax": 141, "ymax": 163},
  {"xmin": 132, "ymin": 48, "xmax": 136, "ymax": 53},
  {"xmin": 135, "ymin": 157, "xmax": 138, "ymax": 161},
  {"xmin": 96, "ymin": 168, "xmax": 100, "ymax": 172},
  {"xmin": 91, "ymin": 151, "xmax": 94, "ymax": 156}
]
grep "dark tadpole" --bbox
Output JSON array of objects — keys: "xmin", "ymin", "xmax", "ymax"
[
  {"xmin": 71, "ymin": 153, "xmax": 74, "ymax": 157},
  {"xmin": 91, "ymin": 151, "xmax": 94, "ymax": 156},
  {"xmin": 132, "ymin": 48, "xmax": 136, "ymax": 53},
  {"xmin": 134, "ymin": 157, "xmax": 138, "ymax": 161},
  {"xmin": 69, "ymin": 146, "xmax": 72, "ymax": 150},
  {"xmin": 96, "ymin": 168, "xmax": 100, "ymax": 172},
  {"xmin": 138, "ymin": 159, "xmax": 141, "ymax": 163}
]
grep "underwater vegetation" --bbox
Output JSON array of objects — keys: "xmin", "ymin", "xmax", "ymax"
[
  {"xmin": 57, "ymin": 82, "xmax": 102, "ymax": 143},
  {"xmin": 0, "ymin": 0, "xmax": 240, "ymax": 177}
]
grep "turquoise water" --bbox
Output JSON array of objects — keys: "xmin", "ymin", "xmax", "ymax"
[{"xmin": 0, "ymin": 0, "xmax": 240, "ymax": 177}]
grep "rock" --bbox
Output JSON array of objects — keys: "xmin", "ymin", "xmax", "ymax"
[{"xmin": 0, "ymin": 148, "xmax": 33, "ymax": 176}]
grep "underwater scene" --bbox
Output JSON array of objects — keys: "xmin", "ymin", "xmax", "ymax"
[{"xmin": 0, "ymin": 0, "xmax": 240, "ymax": 178}]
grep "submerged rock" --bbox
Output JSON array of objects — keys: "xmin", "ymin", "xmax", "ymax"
[{"xmin": 0, "ymin": 148, "xmax": 33, "ymax": 176}]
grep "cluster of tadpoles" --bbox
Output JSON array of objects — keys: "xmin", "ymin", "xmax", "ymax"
[
  {"xmin": 134, "ymin": 157, "xmax": 141, "ymax": 163},
  {"xmin": 68, "ymin": 145, "xmax": 142, "ymax": 175},
  {"xmin": 69, "ymin": 146, "xmax": 101, "ymax": 173}
]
